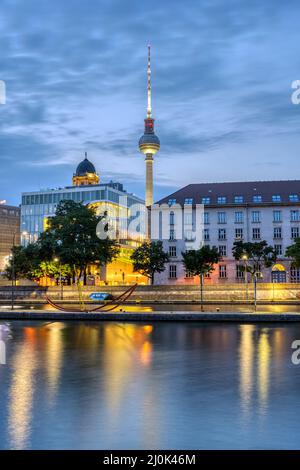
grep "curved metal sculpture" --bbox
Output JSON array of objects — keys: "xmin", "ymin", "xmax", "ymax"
[{"xmin": 46, "ymin": 284, "xmax": 137, "ymax": 313}]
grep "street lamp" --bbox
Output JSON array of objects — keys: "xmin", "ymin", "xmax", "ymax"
[
  {"xmin": 54, "ymin": 257, "xmax": 63, "ymax": 300},
  {"xmin": 242, "ymin": 254, "xmax": 249, "ymax": 302},
  {"xmin": 11, "ymin": 230, "xmax": 27, "ymax": 310}
]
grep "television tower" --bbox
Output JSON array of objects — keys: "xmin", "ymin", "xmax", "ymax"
[{"xmin": 139, "ymin": 45, "xmax": 160, "ymax": 207}]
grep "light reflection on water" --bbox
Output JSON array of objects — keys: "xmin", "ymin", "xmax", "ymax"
[{"xmin": 0, "ymin": 321, "xmax": 300, "ymax": 449}]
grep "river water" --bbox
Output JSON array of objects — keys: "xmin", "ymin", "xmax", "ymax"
[{"xmin": 0, "ymin": 320, "xmax": 300, "ymax": 449}]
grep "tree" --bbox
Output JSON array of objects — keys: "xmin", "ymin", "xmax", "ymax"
[
  {"xmin": 131, "ymin": 241, "xmax": 169, "ymax": 285},
  {"xmin": 182, "ymin": 245, "xmax": 221, "ymax": 310},
  {"xmin": 232, "ymin": 240, "xmax": 276, "ymax": 308},
  {"xmin": 41, "ymin": 200, "xmax": 120, "ymax": 285},
  {"xmin": 5, "ymin": 244, "xmax": 41, "ymax": 281},
  {"xmin": 286, "ymin": 237, "xmax": 300, "ymax": 267}
]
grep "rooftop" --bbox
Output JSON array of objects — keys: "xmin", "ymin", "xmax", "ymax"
[{"xmin": 157, "ymin": 180, "xmax": 300, "ymax": 206}]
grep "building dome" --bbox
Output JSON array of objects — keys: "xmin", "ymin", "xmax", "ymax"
[
  {"xmin": 75, "ymin": 154, "xmax": 96, "ymax": 176},
  {"xmin": 72, "ymin": 152, "xmax": 99, "ymax": 186}
]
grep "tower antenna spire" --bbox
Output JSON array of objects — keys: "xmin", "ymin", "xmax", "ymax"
[{"xmin": 147, "ymin": 44, "xmax": 152, "ymax": 118}]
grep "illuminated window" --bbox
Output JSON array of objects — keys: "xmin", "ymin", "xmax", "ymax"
[
  {"xmin": 252, "ymin": 211, "xmax": 260, "ymax": 223},
  {"xmin": 217, "ymin": 196, "xmax": 227, "ymax": 204},
  {"xmin": 184, "ymin": 198, "xmax": 193, "ymax": 205},
  {"xmin": 234, "ymin": 195, "xmax": 244, "ymax": 203},
  {"xmin": 273, "ymin": 210, "xmax": 281, "ymax": 222},
  {"xmin": 272, "ymin": 194, "xmax": 281, "ymax": 202},
  {"xmin": 218, "ymin": 212, "xmax": 226, "ymax": 224},
  {"xmin": 235, "ymin": 211, "xmax": 244, "ymax": 223},
  {"xmin": 168, "ymin": 198, "xmax": 176, "ymax": 206},
  {"xmin": 202, "ymin": 197, "xmax": 210, "ymax": 204},
  {"xmin": 289, "ymin": 194, "xmax": 299, "ymax": 202},
  {"xmin": 253, "ymin": 195, "xmax": 262, "ymax": 203}
]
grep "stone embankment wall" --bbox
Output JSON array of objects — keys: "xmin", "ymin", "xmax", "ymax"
[{"xmin": 0, "ymin": 283, "xmax": 299, "ymax": 302}]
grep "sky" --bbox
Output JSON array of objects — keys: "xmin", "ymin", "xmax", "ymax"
[{"xmin": 1, "ymin": 0, "xmax": 300, "ymax": 206}]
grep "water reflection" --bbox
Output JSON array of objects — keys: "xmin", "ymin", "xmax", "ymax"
[{"xmin": 2, "ymin": 321, "xmax": 299, "ymax": 449}]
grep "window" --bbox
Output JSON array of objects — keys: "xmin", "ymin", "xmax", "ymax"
[
  {"xmin": 169, "ymin": 265, "xmax": 177, "ymax": 279},
  {"xmin": 219, "ymin": 265, "xmax": 227, "ymax": 278},
  {"xmin": 218, "ymin": 212, "xmax": 226, "ymax": 224},
  {"xmin": 252, "ymin": 228, "xmax": 261, "ymax": 239},
  {"xmin": 170, "ymin": 211, "xmax": 175, "ymax": 225},
  {"xmin": 253, "ymin": 195, "xmax": 262, "ymax": 203},
  {"xmin": 217, "ymin": 196, "xmax": 227, "ymax": 204},
  {"xmin": 291, "ymin": 267, "xmax": 300, "ymax": 283},
  {"xmin": 234, "ymin": 195, "xmax": 244, "ymax": 203},
  {"xmin": 236, "ymin": 265, "xmax": 245, "ymax": 279},
  {"xmin": 169, "ymin": 229, "xmax": 175, "ymax": 241},
  {"xmin": 274, "ymin": 244, "xmax": 282, "ymax": 256},
  {"xmin": 235, "ymin": 228, "xmax": 243, "ymax": 240},
  {"xmin": 291, "ymin": 210, "xmax": 299, "ymax": 222},
  {"xmin": 273, "ymin": 227, "xmax": 282, "ymax": 239},
  {"xmin": 184, "ymin": 212, "xmax": 192, "ymax": 225},
  {"xmin": 272, "ymin": 195, "xmax": 281, "ymax": 202},
  {"xmin": 184, "ymin": 198, "xmax": 193, "ymax": 205},
  {"xmin": 218, "ymin": 228, "xmax": 226, "ymax": 240},
  {"xmin": 168, "ymin": 198, "xmax": 176, "ymax": 206},
  {"xmin": 235, "ymin": 211, "xmax": 244, "ymax": 223},
  {"xmin": 291, "ymin": 227, "xmax": 299, "ymax": 239},
  {"xmin": 204, "ymin": 228, "xmax": 210, "ymax": 241},
  {"xmin": 252, "ymin": 211, "xmax": 260, "ymax": 223},
  {"xmin": 273, "ymin": 210, "xmax": 281, "ymax": 222},
  {"xmin": 219, "ymin": 245, "xmax": 227, "ymax": 256},
  {"xmin": 169, "ymin": 246, "xmax": 177, "ymax": 257},
  {"xmin": 202, "ymin": 197, "xmax": 210, "ymax": 204},
  {"xmin": 185, "ymin": 230, "xmax": 194, "ymax": 241},
  {"xmin": 289, "ymin": 194, "xmax": 299, "ymax": 202},
  {"xmin": 204, "ymin": 212, "xmax": 209, "ymax": 224}
]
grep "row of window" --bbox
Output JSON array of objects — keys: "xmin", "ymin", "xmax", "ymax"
[
  {"xmin": 168, "ymin": 265, "xmax": 300, "ymax": 280},
  {"xmin": 203, "ymin": 210, "xmax": 300, "ymax": 224},
  {"xmin": 203, "ymin": 226, "xmax": 300, "ymax": 241},
  {"xmin": 168, "ymin": 226, "xmax": 300, "ymax": 242},
  {"xmin": 168, "ymin": 194, "xmax": 300, "ymax": 206}
]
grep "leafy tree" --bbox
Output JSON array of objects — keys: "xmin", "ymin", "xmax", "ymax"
[
  {"xmin": 182, "ymin": 245, "xmax": 221, "ymax": 310},
  {"xmin": 232, "ymin": 240, "xmax": 276, "ymax": 308},
  {"xmin": 286, "ymin": 237, "xmax": 300, "ymax": 267},
  {"xmin": 41, "ymin": 200, "xmax": 119, "ymax": 285},
  {"xmin": 131, "ymin": 241, "xmax": 169, "ymax": 284},
  {"xmin": 5, "ymin": 244, "xmax": 41, "ymax": 281}
]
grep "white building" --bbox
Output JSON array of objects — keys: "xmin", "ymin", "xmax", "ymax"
[{"xmin": 153, "ymin": 180, "xmax": 300, "ymax": 284}]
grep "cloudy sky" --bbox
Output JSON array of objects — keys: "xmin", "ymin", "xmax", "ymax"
[{"xmin": 1, "ymin": 0, "xmax": 300, "ymax": 205}]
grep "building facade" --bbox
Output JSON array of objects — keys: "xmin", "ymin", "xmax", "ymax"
[
  {"xmin": 0, "ymin": 204, "xmax": 20, "ymax": 273},
  {"xmin": 153, "ymin": 180, "xmax": 300, "ymax": 284},
  {"xmin": 21, "ymin": 155, "xmax": 146, "ymax": 285}
]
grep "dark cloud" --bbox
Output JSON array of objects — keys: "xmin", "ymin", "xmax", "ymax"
[{"xmin": 1, "ymin": 0, "xmax": 300, "ymax": 204}]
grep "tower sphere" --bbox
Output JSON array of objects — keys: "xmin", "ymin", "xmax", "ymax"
[{"xmin": 139, "ymin": 130, "xmax": 160, "ymax": 155}]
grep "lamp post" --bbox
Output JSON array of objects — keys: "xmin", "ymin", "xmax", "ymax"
[
  {"xmin": 242, "ymin": 254, "xmax": 249, "ymax": 302},
  {"xmin": 54, "ymin": 257, "xmax": 63, "ymax": 300},
  {"xmin": 11, "ymin": 230, "xmax": 27, "ymax": 310}
]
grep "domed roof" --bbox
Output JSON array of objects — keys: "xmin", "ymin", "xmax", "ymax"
[{"xmin": 75, "ymin": 153, "xmax": 96, "ymax": 176}]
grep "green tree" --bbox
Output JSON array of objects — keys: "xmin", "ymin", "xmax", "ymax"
[
  {"xmin": 182, "ymin": 245, "xmax": 221, "ymax": 310},
  {"xmin": 286, "ymin": 237, "xmax": 300, "ymax": 267},
  {"xmin": 5, "ymin": 244, "xmax": 41, "ymax": 281},
  {"xmin": 42, "ymin": 200, "xmax": 119, "ymax": 285},
  {"xmin": 232, "ymin": 240, "xmax": 276, "ymax": 308},
  {"xmin": 131, "ymin": 241, "xmax": 169, "ymax": 285}
]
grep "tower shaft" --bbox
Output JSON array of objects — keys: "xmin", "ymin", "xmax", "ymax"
[{"xmin": 145, "ymin": 154, "xmax": 154, "ymax": 207}]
